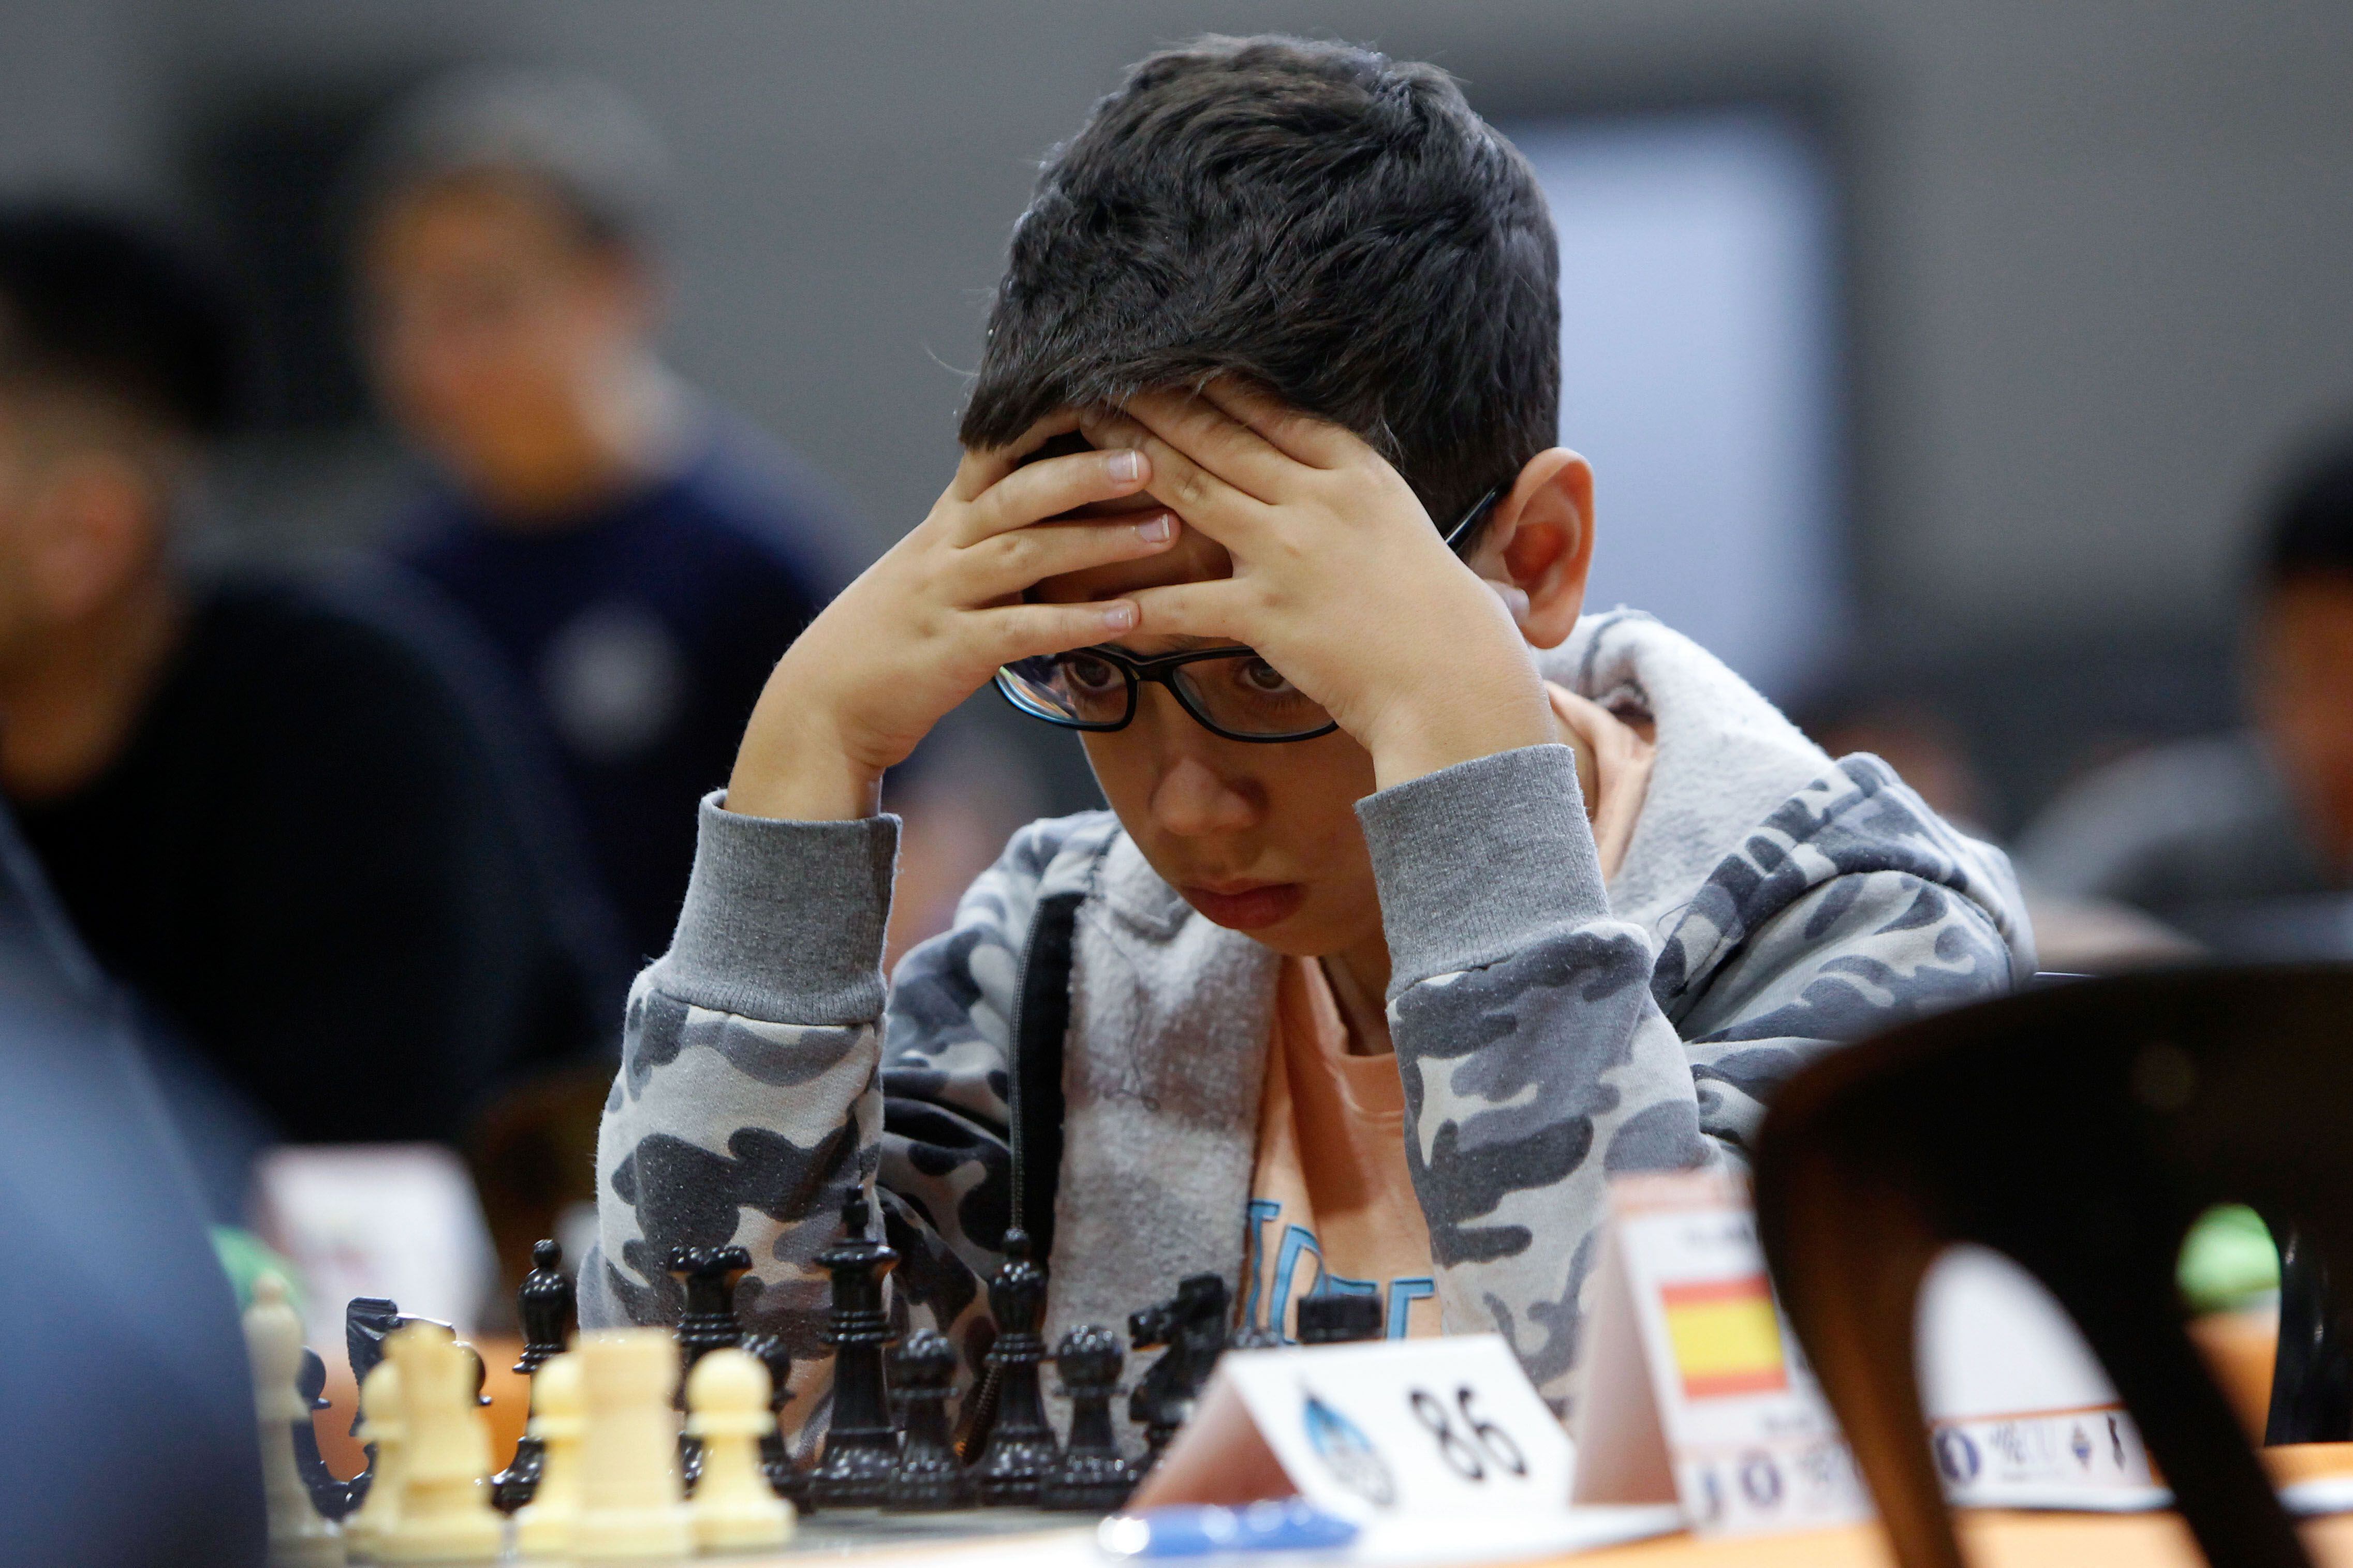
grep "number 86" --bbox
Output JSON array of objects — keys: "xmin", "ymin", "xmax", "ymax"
[{"xmin": 1408, "ymin": 1385, "xmax": 1527, "ymax": 1481}]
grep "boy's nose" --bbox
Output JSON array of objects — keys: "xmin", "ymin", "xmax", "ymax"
[{"xmin": 1149, "ymin": 751, "xmax": 1260, "ymax": 838}]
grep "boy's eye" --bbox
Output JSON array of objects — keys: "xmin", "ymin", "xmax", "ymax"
[
  {"xmin": 1237, "ymin": 659, "xmax": 1295, "ymax": 696},
  {"xmin": 1061, "ymin": 654, "xmax": 1123, "ymax": 694}
]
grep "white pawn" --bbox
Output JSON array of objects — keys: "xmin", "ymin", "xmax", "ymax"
[
  {"xmin": 343, "ymin": 1361, "xmax": 406, "ymax": 1560},
  {"xmin": 513, "ymin": 1353, "xmax": 585, "ymax": 1559},
  {"xmin": 377, "ymin": 1323, "xmax": 502, "ymax": 1563},
  {"xmin": 685, "ymin": 1349, "xmax": 794, "ymax": 1552},
  {"xmin": 572, "ymin": 1329, "xmax": 690, "ymax": 1560},
  {"xmin": 244, "ymin": 1274, "xmax": 346, "ymax": 1567}
]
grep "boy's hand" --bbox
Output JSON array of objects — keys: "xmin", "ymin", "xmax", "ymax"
[
  {"xmin": 727, "ymin": 413, "xmax": 1176, "ymax": 821},
  {"xmin": 1081, "ymin": 382, "xmax": 1555, "ymax": 791}
]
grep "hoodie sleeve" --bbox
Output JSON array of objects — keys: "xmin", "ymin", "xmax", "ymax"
[
  {"xmin": 581, "ymin": 794, "xmax": 1090, "ymax": 1421},
  {"xmin": 1358, "ymin": 746, "xmax": 2023, "ymax": 1409}
]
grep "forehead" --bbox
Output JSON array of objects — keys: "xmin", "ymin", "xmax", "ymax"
[{"xmin": 365, "ymin": 172, "xmax": 594, "ymax": 274}]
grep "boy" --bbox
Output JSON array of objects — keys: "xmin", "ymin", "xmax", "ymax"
[{"xmin": 585, "ymin": 37, "xmax": 2030, "ymax": 1414}]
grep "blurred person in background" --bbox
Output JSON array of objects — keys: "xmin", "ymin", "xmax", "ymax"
[
  {"xmin": 352, "ymin": 70, "xmax": 860, "ymax": 963},
  {"xmin": 0, "ymin": 203, "xmax": 612, "ymax": 1190},
  {"xmin": 2021, "ymin": 431, "xmax": 2353, "ymax": 951}
]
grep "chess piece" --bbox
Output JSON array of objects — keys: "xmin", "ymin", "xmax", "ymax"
[
  {"xmin": 973, "ymin": 1229, "xmax": 1060, "ymax": 1505},
  {"xmin": 516, "ymin": 1239, "xmax": 575, "ymax": 1376},
  {"xmin": 741, "ymin": 1333, "xmax": 804, "ymax": 1505},
  {"xmin": 572, "ymin": 1327, "xmax": 692, "ymax": 1558},
  {"xmin": 807, "ymin": 1189, "xmax": 899, "ymax": 1508},
  {"xmin": 296, "ymin": 1348, "xmax": 360, "ymax": 1521},
  {"xmin": 341, "ymin": 1360, "xmax": 406, "ymax": 1558},
  {"xmin": 244, "ymin": 1273, "xmax": 347, "ymax": 1566},
  {"xmin": 1296, "ymin": 1291, "xmax": 1384, "ymax": 1345},
  {"xmin": 377, "ymin": 1322, "xmax": 501, "ymax": 1563},
  {"xmin": 883, "ymin": 1330, "xmax": 971, "ymax": 1512},
  {"xmin": 1041, "ymin": 1325, "xmax": 1136, "ymax": 1512},
  {"xmin": 667, "ymin": 1243, "xmax": 753, "ymax": 1377},
  {"xmin": 513, "ymin": 1353, "xmax": 585, "ymax": 1559},
  {"xmin": 666, "ymin": 1242, "xmax": 751, "ymax": 1491},
  {"xmin": 1128, "ymin": 1273, "xmax": 1231, "ymax": 1467},
  {"xmin": 494, "ymin": 1239, "xmax": 576, "ymax": 1512},
  {"xmin": 684, "ymin": 1349, "xmax": 795, "ymax": 1550}
]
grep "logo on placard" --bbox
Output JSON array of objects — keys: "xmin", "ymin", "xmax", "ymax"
[
  {"xmin": 1934, "ymin": 1427, "xmax": 1981, "ymax": 1484},
  {"xmin": 2070, "ymin": 1424, "xmax": 2093, "ymax": 1469},
  {"xmin": 1301, "ymin": 1387, "xmax": 1396, "ymax": 1506}
]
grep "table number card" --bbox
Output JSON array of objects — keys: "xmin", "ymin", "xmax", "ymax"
[
  {"xmin": 1135, "ymin": 1336, "xmax": 1685, "ymax": 1557},
  {"xmin": 1569, "ymin": 1170, "xmax": 1869, "ymax": 1536}
]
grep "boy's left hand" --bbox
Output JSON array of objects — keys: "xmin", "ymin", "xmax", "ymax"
[{"xmin": 1080, "ymin": 381, "xmax": 1556, "ymax": 790}]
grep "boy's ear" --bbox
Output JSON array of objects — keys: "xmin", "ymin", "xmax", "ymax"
[{"xmin": 1465, "ymin": 448, "xmax": 1593, "ymax": 652}]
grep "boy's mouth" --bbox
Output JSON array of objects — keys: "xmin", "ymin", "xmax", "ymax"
[{"xmin": 1178, "ymin": 881, "xmax": 1306, "ymax": 931}]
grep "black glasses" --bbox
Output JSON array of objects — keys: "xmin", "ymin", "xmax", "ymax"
[{"xmin": 994, "ymin": 485, "xmax": 1505, "ymax": 744}]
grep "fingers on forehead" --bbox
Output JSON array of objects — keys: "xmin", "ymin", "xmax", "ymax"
[
  {"xmin": 955, "ymin": 407, "xmax": 1087, "ymax": 499},
  {"xmin": 1196, "ymin": 377, "xmax": 1350, "ymax": 466}
]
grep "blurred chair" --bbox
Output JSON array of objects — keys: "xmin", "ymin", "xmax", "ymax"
[{"xmin": 1754, "ymin": 965, "xmax": 2353, "ymax": 1568}]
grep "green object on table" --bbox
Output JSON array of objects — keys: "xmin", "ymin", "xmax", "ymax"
[
  {"xmin": 209, "ymin": 1225, "xmax": 308, "ymax": 1317},
  {"xmin": 2179, "ymin": 1203, "xmax": 2280, "ymax": 1314}
]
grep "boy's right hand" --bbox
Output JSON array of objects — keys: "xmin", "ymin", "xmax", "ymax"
[{"xmin": 725, "ymin": 413, "xmax": 1173, "ymax": 822}]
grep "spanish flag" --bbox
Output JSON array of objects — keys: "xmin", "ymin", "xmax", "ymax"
[{"xmin": 1660, "ymin": 1275, "xmax": 1788, "ymax": 1399}]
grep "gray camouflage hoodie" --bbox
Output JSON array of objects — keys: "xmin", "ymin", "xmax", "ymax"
[{"xmin": 583, "ymin": 610, "xmax": 2032, "ymax": 1419}]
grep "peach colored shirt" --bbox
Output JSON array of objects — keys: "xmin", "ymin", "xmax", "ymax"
[{"xmin": 1240, "ymin": 684, "xmax": 1654, "ymax": 1341}]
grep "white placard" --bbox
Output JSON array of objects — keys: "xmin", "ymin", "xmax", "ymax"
[
  {"xmin": 1134, "ymin": 1336, "xmax": 1685, "ymax": 1558},
  {"xmin": 251, "ymin": 1143, "xmax": 499, "ymax": 1354},
  {"xmin": 1569, "ymin": 1172, "xmax": 2166, "ymax": 1536},
  {"xmin": 1916, "ymin": 1245, "xmax": 2164, "ymax": 1510},
  {"xmin": 1570, "ymin": 1171, "xmax": 1867, "ymax": 1536}
]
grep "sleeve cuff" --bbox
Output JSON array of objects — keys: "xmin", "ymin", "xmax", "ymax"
[
  {"xmin": 1356, "ymin": 745, "xmax": 1610, "ymax": 996},
  {"xmin": 660, "ymin": 790, "xmax": 900, "ymax": 1022}
]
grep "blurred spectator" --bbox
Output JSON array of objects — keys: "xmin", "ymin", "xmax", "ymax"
[
  {"xmin": 2021, "ymin": 431, "xmax": 2353, "ymax": 949},
  {"xmin": 0, "ymin": 203, "xmax": 611, "ymax": 1164},
  {"xmin": 352, "ymin": 70, "xmax": 857, "ymax": 961},
  {"xmin": 1, "ymin": 796, "xmax": 267, "ymax": 1568}
]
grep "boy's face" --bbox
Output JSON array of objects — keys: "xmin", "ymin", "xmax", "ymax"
[
  {"xmin": 1031, "ymin": 471, "xmax": 1387, "ymax": 961},
  {"xmin": 359, "ymin": 175, "xmax": 650, "ymax": 512}
]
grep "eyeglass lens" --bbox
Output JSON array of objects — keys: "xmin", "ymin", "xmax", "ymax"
[{"xmin": 999, "ymin": 649, "xmax": 1333, "ymax": 738}]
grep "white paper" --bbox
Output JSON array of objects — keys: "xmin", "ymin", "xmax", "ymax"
[{"xmin": 252, "ymin": 1143, "xmax": 499, "ymax": 1353}]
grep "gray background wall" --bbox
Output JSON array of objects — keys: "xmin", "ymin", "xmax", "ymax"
[{"xmin": 6, "ymin": 0, "xmax": 2350, "ymax": 821}]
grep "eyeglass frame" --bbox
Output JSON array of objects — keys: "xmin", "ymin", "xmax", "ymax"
[{"xmin": 991, "ymin": 482, "xmax": 1507, "ymax": 745}]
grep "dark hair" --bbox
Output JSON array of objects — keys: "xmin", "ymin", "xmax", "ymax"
[
  {"xmin": 2261, "ymin": 429, "xmax": 2353, "ymax": 587},
  {"xmin": 0, "ymin": 204, "xmax": 241, "ymax": 440},
  {"xmin": 960, "ymin": 35, "xmax": 1560, "ymax": 538}
]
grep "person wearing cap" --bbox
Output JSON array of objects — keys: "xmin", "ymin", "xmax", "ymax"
[
  {"xmin": 2021, "ymin": 430, "xmax": 2353, "ymax": 943},
  {"xmin": 354, "ymin": 70, "xmax": 859, "ymax": 963}
]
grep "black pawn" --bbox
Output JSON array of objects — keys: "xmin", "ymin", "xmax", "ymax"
[
  {"xmin": 807, "ymin": 1189, "xmax": 900, "ymax": 1508},
  {"xmin": 884, "ymin": 1329, "xmax": 972, "ymax": 1512},
  {"xmin": 293, "ymin": 1347, "xmax": 358, "ymax": 1521},
  {"xmin": 1296, "ymin": 1291, "xmax": 1384, "ymax": 1345},
  {"xmin": 742, "ymin": 1332, "xmax": 805, "ymax": 1506},
  {"xmin": 973, "ymin": 1228, "xmax": 1060, "ymax": 1506},
  {"xmin": 516, "ymin": 1239, "xmax": 575, "ymax": 1374},
  {"xmin": 493, "ymin": 1238, "xmax": 575, "ymax": 1513},
  {"xmin": 1041, "ymin": 1325, "xmax": 1135, "ymax": 1512}
]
